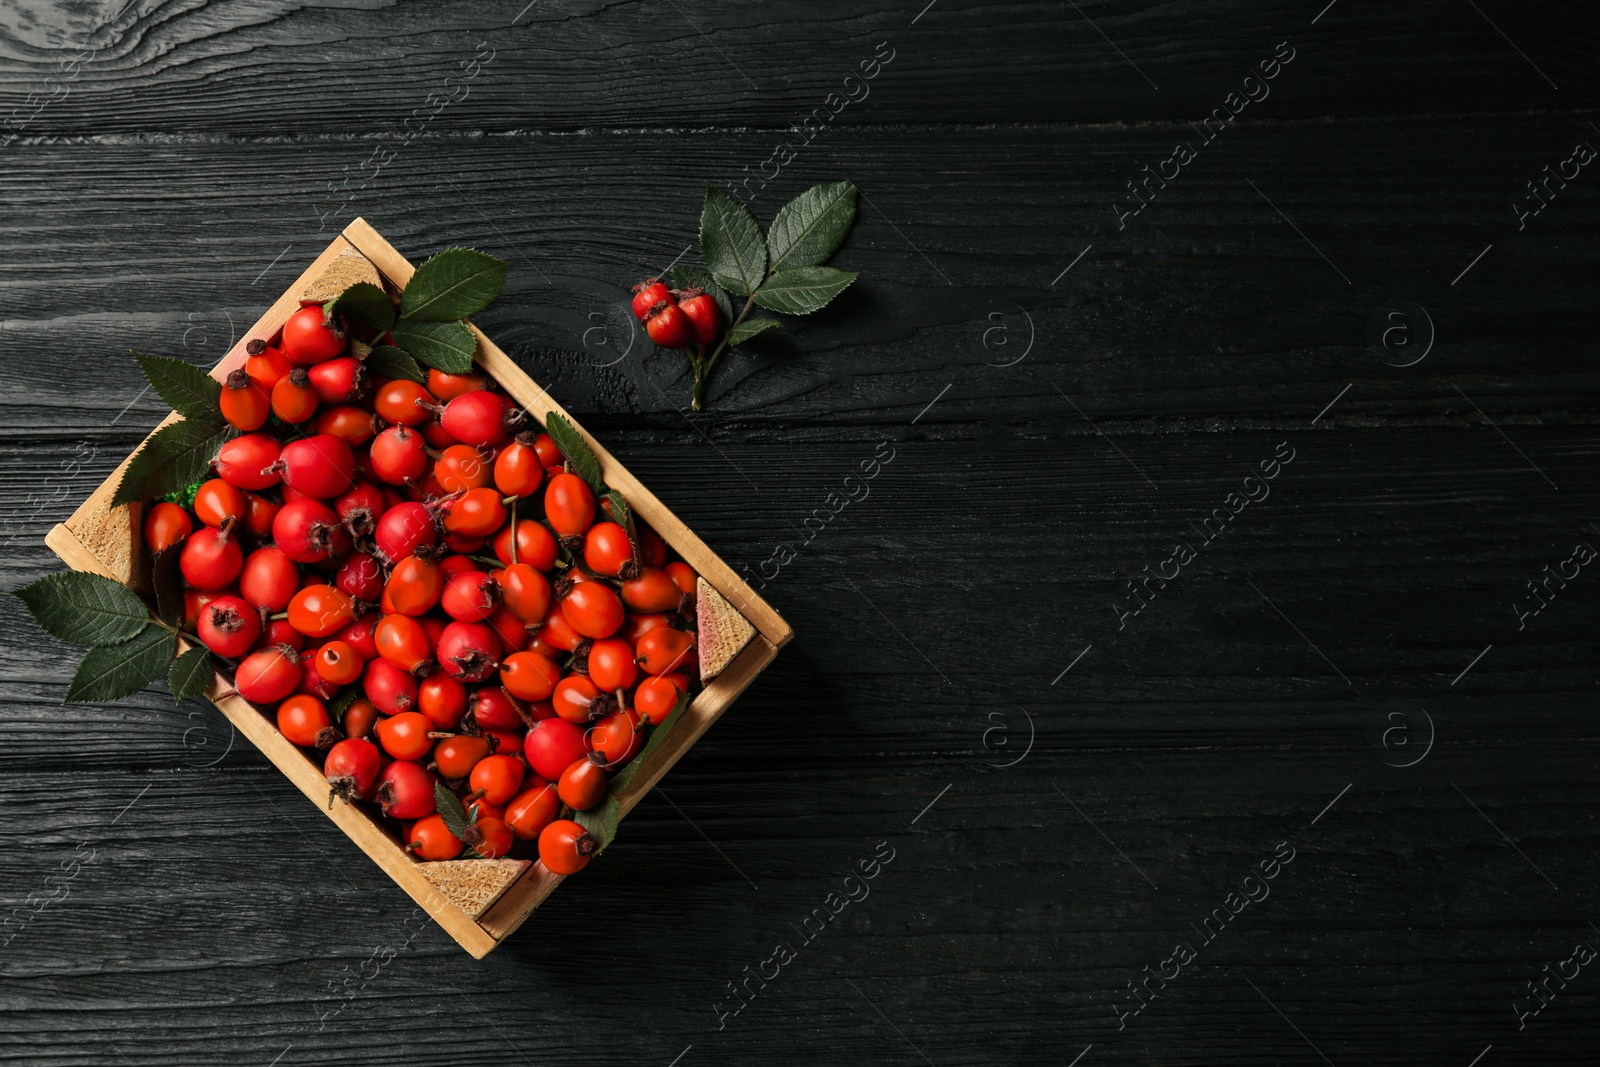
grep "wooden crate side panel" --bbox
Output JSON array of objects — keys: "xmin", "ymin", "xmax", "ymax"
[{"xmin": 338, "ymin": 218, "xmax": 792, "ymax": 651}]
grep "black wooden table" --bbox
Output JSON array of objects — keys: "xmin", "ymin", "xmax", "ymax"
[{"xmin": 3, "ymin": 2, "xmax": 1597, "ymax": 1064}]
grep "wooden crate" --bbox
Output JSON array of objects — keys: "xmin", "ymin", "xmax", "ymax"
[{"xmin": 43, "ymin": 219, "xmax": 792, "ymax": 957}]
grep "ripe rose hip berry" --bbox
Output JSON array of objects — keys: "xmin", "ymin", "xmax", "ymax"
[
  {"xmin": 427, "ymin": 368, "xmax": 487, "ymax": 401},
  {"xmin": 500, "ymin": 650, "xmax": 561, "ymax": 701},
  {"xmin": 142, "ymin": 502, "xmax": 192, "ymax": 553},
  {"xmin": 433, "ymin": 733, "xmax": 492, "ymax": 779},
  {"xmin": 505, "ymin": 782, "xmax": 560, "ymax": 840},
  {"xmin": 193, "ymin": 478, "xmax": 247, "ymax": 530},
  {"xmin": 437, "ymin": 621, "xmax": 500, "ymax": 682},
  {"xmin": 214, "ymin": 433, "xmax": 282, "ymax": 491},
  {"xmin": 335, "ymin": 481, "xmax": 386, "ymax": 538},
  {"xmin": 552, "ymin": 675, "xmax": 602, "ymax": 723},
  {"xmin": 544, "ymin": 472, "xmax": 596, "ymax": 538},
  {"xmin": 374, "ymin": 501, "xmax": 438, "ymax": 563},
  {"xmin": 590, "ymin": 708, "xmax": 644, "ymax": 766},
  {"xmin": 239, "ymin": 547, "xmax": 308, "ymax": 611},
  {"xmin": 382, "ymin": 555, "xmax": 444, "ymax": 617},
  {"xmin": 375, "ymin": 710, "xmax": 434, "ymax": 761},
  {"xmin": 583, "ymin": 522, "xmax": 637, "ymax": 578},
  {"xmin": 472, "ymin": 817, "xmax": 514, "ymax": 858},
  {"xmin": 621, "ymin": 566, "xmax": 682, "ymax": 613},
  {"xmin": 418, "ymin": 673, "xmax": 468, "ymax": 730},
  {"xmin": 197, "ymin": 595, "xmax": 261, "ymax": 659},
  {"xmin": 470, "ymin": 685, "xmax": 526, "ymax": 732},
  {"xmin": 281, "ymin": 305, "xmax": 347, "ymax": 365},
  {"xmin": 634, "ymin": 673, "xmax": 687, "ymax": 725},
  {"xmin": 307, "ymin": 357, "xmax": 366, "ymax": 405},
  {"xmin": 407, "ymin": 813, "xmax": 464, "ymax": 860},
  {"xmin": 286, "ymin": 584, "xmax": 355, "ymax": 639},
  {"xmin": 585, "ymin": 636, "xmax": 638, "ymax": 692},
  {"xmin": 493, "ymin": 519, "xmax": 558, "ymax": 571},
  {"xmin": 441, "ymin": 570, "xmax": 500, "ymax": 622},
  {"xmin": 645, "ymin": 302, "xmax": 691, "ymax": 348},
  {"xmin": 441, "ymin": 390, "xmax": 520, "ymax": 448},
  {"xmin": 221, "ymin": 370, "xmax": 270, "ymax": 432},
  {"xmin": 493, "ymin": 433, "xmax": 544, "ymax": 498},
  {"xmin": 334, "ymin": 551, "xmax": 384, "ymax": 602},
  {"xmin": 557, "ymin": 752, "xmax": 609, "ymax": 811},
  {"xmin": 180, "ymin": 527, "xmax": 243, "ymax": 591},
  {"xmin": 245, "ymin": 339, "xmax": 292, "ymax": 392},
  {"xmin": 375, "ymin": 614, "xmax": 433, "ymax": 675},
  {"xmin": 676, "ymin": 289, "xmax": 723, "ymax": 345},
  {"xmin": 631, "ymin": 278, "xmax": 673, "ymax": 321},
  {"xmin": 363, "ymin": 657, "xmax": 419, "ymax": 715},
  {"xmin": 498, "ymin": 563, "xmax": 550, "ymax": 625},
  {"xmin": 278, "ymin": 694, "xmax": 338, "ymax": 749},
  {"xmin": 376, "ymin": 760, "xmax": 438, "ymax": 820},
  {"xmin": 236, "ymin": 644, "xmax": 302, "ymax": 704},
  {"xmin": 470, "ymin": 753, "xmax": 526, "ymax": 806},
  {"xmin": 273, "ymin": 497, "xmax": 341, "ymax": 564},
  {"xmin": 271, "ymin": 368, "xmax": 319, "ymax": 424},
  {"xmin": 635, "ymin": 627, "xmax": 696, "ymax": 676},
  {"xmin": 370, "ymin": 424, "xmax": 427, "ymax": 485},
  {"xmin": 316, "ymin": 405, "xmax": 377, "ymax": 447},
  {"xmin": 325, "ymin": 737, "xmax": 380, "ymax": 804},
  {"xmin": 273, "ymin": 434, "xmax": 355, "ymax": 498},
  {"xmin": 561, "ymin": 581, "xmax": 624, "ymax": 639},
  {"xmin": 538, "ymin": 818, "xmax": 597, "ymax": 875},
  {"xmin": 441, "ymin": 487, "xmax": 507, "ymax": 538},
  {"xmin": 524, "ymin": 718, "xmax": 589, "ymax": 780},
  {"xmin": 314, "ymin": 640, "xmax": 363, "ymax": 686}
]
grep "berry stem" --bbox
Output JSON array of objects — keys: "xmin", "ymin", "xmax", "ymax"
[{"xmin": 692, "ymin": 296, "xmax": 756, "ymax": 411}]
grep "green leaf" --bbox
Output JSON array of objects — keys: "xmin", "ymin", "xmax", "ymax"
[
  {"xmin": 751, "ymin": 266, "xmax": 858, "ymax": 316},
  {"xmin": 167, "ymin": 647, "xmax": 214, "ymax": 703},
  {"xmin": 434, "ymin": 781, "xmax": 472, "ymax": 843},
  {"xmin": 327, "ymin": 281, "xmax": 395, "ymax": 333},
  {"xmin": 609, "ymin": 690, "xmax": 691, "ymax": 795},
  {"xmin": 398, "ymin": 248, "xmax": 508, "ymax": 322},
  {"xmin": 133, "ymin": 353, "xmax": 222, "ymax": 422},
  {"xmin": 64, "ymin": 624, "xmax": 175, "ymax": 704},
  {"xmin": 575, "ymin": 795, "xmax": 622, "ymax": 854},
  {"xmin": 605, "ymin": 490, "xmax": 638, "ymax": 558},
  {"xmin": 726, "ymin": 318, "xmax": 782, "ymax": 346},
  {"xmin": 390, "ymin": 319, "xmax": 476, "ymax": 374},
  {"xmin": 767, "ymin": 181, "xmax": 857, "ymax": 271},
  {"xmin": 364, "ymin": 344, "xmax": 426, "ymax": 384},
  {"xmin": 699, "ymin": 185, "xmax": 768, "ymax": 297},
  {"xmin": 150, "ymin": 547, "xmax": 183, "ymax": 628},
  {"xmin": 669, "ymin": 266, "xmax": 734, "ymax": 323},
  {"xmin": 327, "ymin": 685, "xmax": 360, "ymax": 722},
  {"xmin": 543, "ymin": 412, "xmax": 605, "ymax": 495},
  {"xmin": 14, "ymin": 571, "xmax": 153, "ymax": 647},
  {"xmin": 111, "ymin": 419, "xmax": 232, "ymax": 509}
]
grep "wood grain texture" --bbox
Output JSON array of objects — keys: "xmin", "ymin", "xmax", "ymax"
[{"xmin": 1, "ymin": 0, "xmax": 1598, "ymax": 1063}]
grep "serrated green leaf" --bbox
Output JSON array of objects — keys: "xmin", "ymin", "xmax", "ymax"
[
  {"xmin": 751, "ymin": 266, "xmax": 858, "ymax": 316},
  {"xmin": 399, "ymin": 248, "xmax": 508, "ymax": 322},
  {"xmin": 364, "ymin": 344, "xmax": 426, "ymax": 384},
  {"xmin": 150, "ymin": 547, "xmax": 183, "ymax": 628},
  {"xmin": 726, "ymin": 318, "xmax": 782, "ymax": 346},
  {"xmin": 669, "ymin": 266, "xmax": 735, "ymax": 323},
  {"xmin": 64, "ymin": 624, "xmax": 175, "ymax": 704},
  {"xmin": 434, "ymin": 781, "xmax": 472, "ymax": 842},
  {"xmin": 767, "ymin": 181, "xmax": 857, "ymax": 271},
  {"xmin": 111, "ymin": 419, "xmax": 232, "ymax": 509},
  {"xmin": 167, "ymin": 646, "xmax": 214, "ymax": 703},
  {"xmin": 327, "ymin": 685, "xmax": 360, "ymax": 722},
  {"xmin": 605, "ymin": 490, "xmax": 638, "ymax": 558},
  {"xmin": 574, "ymin": 795, "xmax": 621, "ymax": 854},
  {"xmin": 699, "ymin": 185, "xmax": 768, "ymax": 297},
  {"xmin": 390, "ymin": 319, "xmax": 476, "ymax": 374},
  {"xmin": 327, "ymin": 281, "xmax": 395, "ymax": 333},
  {"xmin": 133, "ymin": 353, "xmax": 222, "ymax": 422},
  {"xmin": 543, "ymin": 412, "xmax": 605, "ymax": 495},
  {"xmin": 14, "ymin": 571, "xmax": 153, "ymax": 647}
]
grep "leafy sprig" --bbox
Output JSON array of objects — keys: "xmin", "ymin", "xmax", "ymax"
[
  {"xmin": 678, "ymin": 180, "xmax": 860, "ymax": 409},
  {"xmin": 355, "ymin": 247, "xmax": 507, "ymax": 380}
]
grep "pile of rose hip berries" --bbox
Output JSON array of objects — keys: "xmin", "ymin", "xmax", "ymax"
[
  {"xmin": 630, "ymin": 278, "xmax": 722, "ymax": 349},
  {"xmin": 142, "ymin": 304, "xmax": 699, "ymax": 876}
]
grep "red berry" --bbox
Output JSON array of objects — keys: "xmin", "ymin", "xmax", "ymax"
[
  {"xmin": 558, "ymin": 752, "xmax": 608, "ymax": 810},
  {"xmin": 590, "ymin": 707, "xmax": 643, "ymax": 766},
  {"xmin": 500, "ymin": 650, "xmax": 561, "ymax": 701},
  {"xmin": 441, "ymin": 391, "xmax": 519, "ymax": 448},
  {"xmin": 635, "ymin": 673, "xmax": 687, "ymax": 725},
  {"xmin": 314, "ymin": 640, "xmax": 363, "ymax": 686},
  {"xmin": 376, "ymin": 760, "xmax": 437, "ymax": 820},
  {"xmin": 325, "ymin": 737, "xmax": 380, "ymax": 804},
  {"xmin": 271, "ymin": 368, "xmax": 319, "ymax": 424},
  {"xmin": 370, "ymin": 425, "xmax": 427, "ymax": 485},
  {"xmin": 220, "ymin": 369, "xmax": 270, "ymax": 432},
  {"xmin": 193, "ymin": 478, "xmax": 247, "ymax": 530},
  {"xmin": 235, "ymin": 644, "xmax": 301, "ymax": 704},
  {"xmin": 335, "ymin": 481, "xmax": 387, "ymax": 538},
  {"xmin": 524, "ymin": 718, "xmax": 588, "ymax": 780},
  {"xmin": 440, "ymin": 486, "xmax": 507, "ymax": 538},
  {"xmin": 275, "ymin": 434, "xmax": 355, "ymax": 498},
  {"xmin": 278, "ymin": 694, "xmax": 337, "ymax": 748},
  {"xmin": 645, "ymin": 302, "xmax": 691, "ymax": 348},
  {"xmin": 635, "ymin": 627, "xmax": 696, "ymax": 676},
  {"xmin": 620, "ymin": 566, "xmax": 682, "ymax": 613},
  {"xmin": 407, "ymin": 813, "xmax": 464, "ymax": 860},
  {"xmin": 427, "ymin": 369, "xmax": 488, "ymax": 401},
  {"xmin": 142, "ymin": 502, "xmax": 192, "ymax": 553},
  {"xmin": 214, "ymin": 433, "xmax": 282, "ymax": 491},
  {"xmin": 375, "ymin": 710, "xmax": 434, "ymax": 761},
  {"xmin": 586, "ymin": 636, "xmax": 638, "ymax": 692},
  {"xmin": 334, "ymin": 551, "xmax": 384, "ymax": 602},
  {"xmin": 272, "ymin": 497, "xmax": 341, "ymax": 564},
  {"xmin": 493, "ymin": 434, "xmax": 545, "ymax": 498},
  {"xmin": 499, "ymin": 563, "xmax": 550, "ymax": 625},
  {"xmin": 631, "ymin": 278, "xmax": 673, "ymax": 321},
  {"xmin": 363, "ymin": 657, "xmax": 419, "ymax": 715},
  {"xmin": 471, "ymin": 685, "xmax": 526, "ymax": 732},
  {"xmin": 418, "ymin": 674, "xmax": 468, "ymax": 730},
  {"xmin": 437, "ymin": 621, "xmax": 500, "ymax": 682},
  {"xmin": 382, "ymin": 555, "xmax": 443, "ymax": 617},
  {"xmin": 375, "ymin": 614, "xmax": 434, "ymax": 676},
  {"xmin": 561, "ymin": 581, "xmax": 624, "ymax": 639},
  {"xmin": 441, "ymin": 570, "xmax": 500, "ymax": 623},
  {"xmin": 196, "ymin": 595, "xmax": 260, "ymax": 659},
  {"xmin": 677, "ymin": 290, "xmax": 723, "ymax": 345},
  {"xmin": 281, "ymin": 305, "xmax": 347, "ymax": 365},
  {"xmin": 493, "ymin": 519, "xmax": 558, "ymax": 570},
  {"xmin": 286, "ymin": 584, "xmax": 356, "ymax": 639},
  {"xmin": 245, "ymin": 341, "xmax": 292, "ymax": 393},
  {"xmin": 473, "ymin": 816, "xmax": 514, "ymax": 858},
  {"xmin": 583, "ymin": 522, "xmax": 635, "ymax": 577},
  {"xmin": 470, "ymin": 753, "xmax": 527, "ymax": 806},
  {"xmin": 307, "ymin": 357, "xmax": 366, "ymax": 405},
  {"xmin": 505, "ymin": 782, "xmax": 560, "ymax": 840},
  {"xmin": 434, "ymin": 733, "xmax": 493, "ymax": 779},
  {"xmin": 544, "ymin": 473, "xmax": 596, "ymax": 538},
  {"xmin": 179, "ymin": 527, "xmax": 243, "ymax": 591},
  {"xmin": 316, "ymin": 404, "xmax": 377, "ymax": 447},
  {"xmin": 538, "ymin": 818, "xmax": 596, "ymax": 874},
  {"xmin": 374, "ymin": 501, "xmax": 437, "ymax": 563},
  {"xmin": 552, "ymin": 676, "xmax": 602, "ymax": 723}
]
